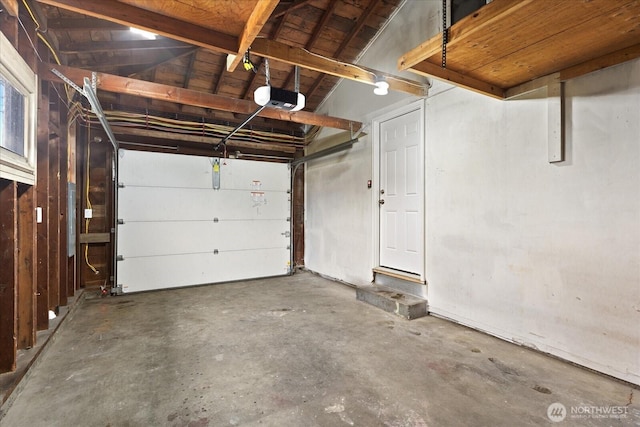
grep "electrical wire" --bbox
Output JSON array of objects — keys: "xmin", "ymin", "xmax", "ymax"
[
  {"xmin": 84, "ymin": 127, "xmax": 99, "ymax": 275},
  {"xmin": 21, "ymin": 0, "xmax": 76, "ymax": 106},
  {"xmin": 73, "ymin": 106, "xmax": 309, "ymax": 146}
]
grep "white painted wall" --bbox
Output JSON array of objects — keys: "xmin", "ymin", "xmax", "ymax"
[
  {"xmin": 305, "ymin": 0, "xmax": 439, "ymax": 285},
  {"xmin": 305, "ymin": 0, "xmax": 640, "ymax": 385},
  {"xmin": 426, "ymin": 63, "xmax": 640, "ymax": 385}
]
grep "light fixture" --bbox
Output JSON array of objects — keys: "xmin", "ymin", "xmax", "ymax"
[
  {"xmin": 373, "ymin": 76, "xmax": 389, "ymax": 95},
  {"xmin": 129, "ymin": 27, "xmax": 157, "ymax": 40},
  {"xmin": 254, "ymin": 85, "xmax": 305, "ymax": 112}
]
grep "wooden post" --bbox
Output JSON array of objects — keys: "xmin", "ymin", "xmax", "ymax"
[
  {"xmin": 0, "ymin": 180, "xmax": 18, "ymax": 372},
  {"xmin": 48, "ymin": 134, "xmax": 61, "ymax": 311},
  {"xmin": 58, "ymin": 106, "xmax": 69, "ymax": 307},
  {"xmin": 292, "ymin": 150, "xmax": 305, "ymax": 268},
  {"xmin": 36, "ymin": 80, "xmax": 50, "ymax": 330},
  {"xmin": 17, "ymin": 184, "xmax": 36, "ymax": 349}
]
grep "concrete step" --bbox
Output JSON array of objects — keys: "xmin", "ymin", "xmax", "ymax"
[{"xmin": 356, "ymin": 284, "xmax": 428, "ymax": 320}]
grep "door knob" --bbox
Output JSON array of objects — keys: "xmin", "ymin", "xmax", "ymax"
[
  {"xmin": 380, "ymin": 189, "xmax": 385, "ymax": 194},
  {"xmin": 379, "ymin": 199, "xmax": 385, "ymax": 205}
]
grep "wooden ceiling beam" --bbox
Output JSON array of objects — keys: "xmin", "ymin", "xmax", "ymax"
[
  {"xmin": 252, "ymin": 38, "xmax": 428, "ymax": 97},
  {"xmin": 227, "ymin": 0, "xmax": 279, "ymax": 72},
  {"xmin": 36, "ymin": 0, "xmax": 238, "ymax": 54},
  {"xmin": 272, "ymin": 0, "xmax": 314, "ymax": 19},
  {"xmin": 48, "ymin": 17, "xmax": 126, "ymax": 30},
  {"xmin": 306, "ymin": 0, "xmax": 380, "ymax": 100},
  {"xmin": 68, "ymin": 49, "xmax": 189, "ymax": 68},
  {"xmin": 398, "ymin": 0, "xmax": 536, "ymax": 71},
  {"xmin": 39, "ymin": 63, "xmax": 362, "ymax": 131},
  {"xmin": 408, "ymin": 60, "xmax": 505, "ymax": 99},
  {"xmin": 241, "ymin": 10, "xmax": 290, "ymax": 100},
  {"xmin": 59, "ymin": 38, "xmax": 192, "ymax": 54},
  {"xmin": 127, "ymin": 47, "xmax": 199, "ymax": 78},
  {"xmin": 281, "ymin": 0, "xmax": 339, "ymax": 91},
  {"xmin": 505, "ymin": 43, "xmax": 640, "ymax": 99}
]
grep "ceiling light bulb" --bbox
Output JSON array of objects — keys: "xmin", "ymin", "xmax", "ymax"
[
  {"xmin": 374, "ymin": 78, "xmax": 389, "ymax": 96},
  {"xmin": 129, "ymin": 27, "xmax": 157, "ymax": 40}
]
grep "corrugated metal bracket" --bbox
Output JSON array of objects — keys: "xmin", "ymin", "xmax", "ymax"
[
  {"xmin": 118, "ymin": 182, "xmax": 125, "ymax": 188},
  {"xmin": 116, "ymin": 255, "xmax": 125, "ymax": 261},
  {"xmin": 117, "ymin": 219, "xmax": 125, "ymax": 225}
]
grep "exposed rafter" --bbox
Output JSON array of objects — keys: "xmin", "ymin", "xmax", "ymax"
[
  {"xmin": 36, "ymin": 0, "xmax": 238, "ymax": 54},
  {"xmin": 59, "ymin": 38, "xmax": 192, "ymax": 54},
  {"xmin": 39, "ymin": 63, "xmax": 362, "ymax": 132},
  {"xmin": 306, "ymin": 0, "xmax": 380, "ymax": 100},
  {"xmin": 226, "ymin": 0, "xmax": 279, "ymax": 72},
  {"xmin": 252, "ymin": 39, "xmax": 427, "ymax": 97},
  {"xmin": 281, "ymin": 0, "xmax": 339, "ymax": 91}
]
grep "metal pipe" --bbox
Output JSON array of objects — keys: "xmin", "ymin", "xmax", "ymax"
[
  {"xmin": 215, "ymin": 105, "xmax": 266, "ymax": 150},
  {"xmin": 291, "ymin": 138, "xmax": 357, "ymax": 166},
  {"xmin": 83, "ymin": 77, "xmax": 118, "ymax": 152}
]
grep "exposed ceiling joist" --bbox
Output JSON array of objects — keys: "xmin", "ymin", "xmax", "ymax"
[
  {"xmin": 0, "ymin": 0, "xmax": 18, "ymax": 16},
  {"xmin": 39, "ymin": 63, "xmax": 362, "ymax": 132},
  {"xmin": 272, "ymin": 0, "xmax": 314, "ymax": 19},
  {"xmin": 36, "ymin": 0, "xmax": 238, "ymax": 54},
  {"xmin": 47, "ymin": 17, "xmax": 126, "ymax": 30},
  {"xmin": 251, "ymin": 38, "xmax": 428, "ymax": 97},
  {"xmin": 506, "ymin": 43, "xmax": 640, "ymax": 99},
  {"xmin": 59, "ymin": 38, "xmax": 192, "ymax": 54},
  {"xmin": 409, "ymin": 61, "xmax": 504, "ymax": 99},
  {"xmin": 68, "ymin": 49, "xmax": 189, "ymax": 69},
  {"xmin": 226, "ymin": 0, "xmax": 279, "ymax": 72}
]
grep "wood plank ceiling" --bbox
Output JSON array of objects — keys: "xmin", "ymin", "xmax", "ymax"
[
  {"xmin": 30, "ymin": 0, "xmax": 417, "ymax": 157},
  {"xmin": 399, "ymin": 0, "xmax": 640, "ymax": 99}
]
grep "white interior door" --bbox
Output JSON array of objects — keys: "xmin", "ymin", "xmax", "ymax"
[{"xmin": 379, "ymin": 108, "xmax": 424, "ymax": 275}]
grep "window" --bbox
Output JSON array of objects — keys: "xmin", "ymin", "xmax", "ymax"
[{"xmin": 0, "ymin": 31, "xmax": 37, "ymax": 185}]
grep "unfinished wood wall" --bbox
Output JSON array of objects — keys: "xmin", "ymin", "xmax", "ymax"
[
  {"xmin": 76, "ymin": 127, "xmax": 114, "ymax": 290},
  {"xmin": 0, "ymin": 6, "xmax": 76, "ymax": 374}
]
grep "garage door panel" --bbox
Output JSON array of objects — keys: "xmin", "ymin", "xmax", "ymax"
[
  {"xmin": 117, "ymin": 150, "xmax": 291, "ymax": 293},
  {"xmin": 118, "ymin": 187, "xmax": 289, "ymax": 221},
  {"xmin": 118, "ymin": 220, "xmax": 289, "ymax": 258},
  {"xmin": 119, "ymin": 150, "xmax": 290, "ymax": 191},
  {"xmin": 118, "ymin": 248, "xmax": 290, "ymax": 292}
]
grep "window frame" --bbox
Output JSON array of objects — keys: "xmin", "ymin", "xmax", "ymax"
[{"xmin": 0, "ymin": 31, "xmax": 37, "ymax": 185}]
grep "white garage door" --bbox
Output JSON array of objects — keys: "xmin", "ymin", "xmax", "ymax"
[{"xmin": 116, "ymin": 149, "xmax": 291, "ymax": 293}]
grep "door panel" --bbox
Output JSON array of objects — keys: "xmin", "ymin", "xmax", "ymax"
[{"xmin": 379, "ymin": 108, "xmax": 424, "ymax": 275}]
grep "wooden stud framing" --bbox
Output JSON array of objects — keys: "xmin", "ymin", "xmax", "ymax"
[
  {"xmin": 36, "ymin": 80, "xmax": 50, "ymax": 331},
  {"xmin": 48, "ymin": 134, "xmax": 60, "ymax": 311},
  {"xmin": 17, "ymin": 185, "xmax": 36, "ymax": 350},
  {"xmin": 0, "ymin": 180, "xmax": 17, "ymax": 372}
]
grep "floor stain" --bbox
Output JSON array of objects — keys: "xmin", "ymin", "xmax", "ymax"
[{"xmin": 533, "ymin": 385, "xmax": 552, "ymax": 394}]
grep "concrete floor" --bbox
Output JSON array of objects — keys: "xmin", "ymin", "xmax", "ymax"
[{"xmin": 0, "ymin": 272, "xmax": 638, "ymax": 426}]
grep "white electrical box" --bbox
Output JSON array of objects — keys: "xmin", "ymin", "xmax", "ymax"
[{"xmin": 84, "ymin": 208, "xmax": 93, "ymax": 219}]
